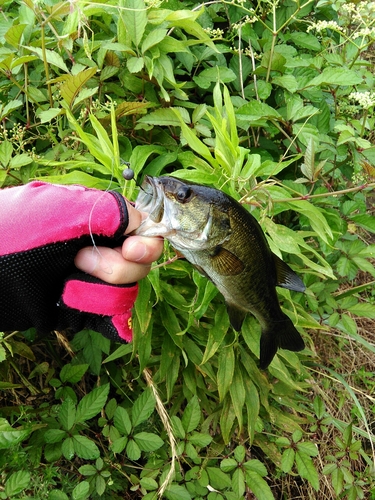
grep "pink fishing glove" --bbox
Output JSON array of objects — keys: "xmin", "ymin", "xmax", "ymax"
[{"xmin": 0, "ymin": 181, "xmax": 138, "ymax": 342}]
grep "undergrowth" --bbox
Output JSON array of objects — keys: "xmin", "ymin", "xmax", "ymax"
[{"xmin": 0, "ymin": 0, "xmax": 375, "ymax": 498}]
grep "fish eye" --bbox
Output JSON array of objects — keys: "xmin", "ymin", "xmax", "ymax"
[{"xmin": 176, "ymin": 186, "xmax": 192, "ymax": 203}]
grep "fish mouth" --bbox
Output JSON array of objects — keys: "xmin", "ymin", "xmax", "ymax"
[{"xmin": 134, "ymin": 176, "xmax": 172, "ymax": 237}]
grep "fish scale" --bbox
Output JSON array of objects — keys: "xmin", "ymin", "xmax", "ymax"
[{"xmin": 135, "ymin": 176, "xmax": 306, "ymax": 369}]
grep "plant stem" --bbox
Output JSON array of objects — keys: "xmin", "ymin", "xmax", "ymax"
[{"xmin": 274, "ymin": 182, "xmax": 375, "ymax": 203}]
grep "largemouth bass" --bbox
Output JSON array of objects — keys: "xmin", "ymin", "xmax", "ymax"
[{"xmin": 135, "ymin": 176, "xmax": 305, "ymax": 369}]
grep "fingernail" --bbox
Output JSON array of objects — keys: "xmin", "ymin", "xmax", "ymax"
[{"xmin": 123, "ymin": 240, "xmax": 147, "ymax": 262}]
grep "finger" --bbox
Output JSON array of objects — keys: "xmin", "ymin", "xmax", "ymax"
[
  {"xmin": 124, "ymin": 201, "xmax": 143, "ymax": 234},
  {"xmin": 121, "ymin": 235, "xmax": 164, "ymax": 263}
]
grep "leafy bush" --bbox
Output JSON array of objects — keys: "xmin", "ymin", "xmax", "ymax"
[{"xmin": 1, "ymin": 0, "xmax": 375, "ymax": 498}]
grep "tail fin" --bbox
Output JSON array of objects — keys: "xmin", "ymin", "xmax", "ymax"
[{"xmin": 259, "ymin": 316, "xmax": 305, "ymax": 369}]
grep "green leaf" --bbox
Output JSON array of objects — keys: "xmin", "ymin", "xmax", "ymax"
[
  {"xmin": 131, "ymin": 388, "xmax": 155, "ymax": 427},
  {"xmin": 229, "ymin": 364, "xmax": 246, "ymax": 430},
  {"xmin": 232, "ymin": 468, "xmax": 245, "ymax": 498},
  {"xmin": 295, "ymin": 451, "xmax": 319, "ymax": 491},
  {"xmin": 220, "ymin": 458, "xmax": 238, "ymax": 473},
  {"xmin": 307, "ymin": 67, "xmax": 362, "ymax": 87},
  {"xmin": 164, "ymin": 484, "xmax": 192, "ymax": 500},
  {"xmin": 127, "ymin": 56, "xmax": 144, "ymax": 73},
  {"xmin": 207, "ymin": 467, "xmax": 232, "ymax": 490},
  {"xmin": 188, "ymin": 432, "xmax": 212, "ymax": 447},
  {"xmin": 75, "ymin": 384, "xmax": 110, "ymax": 423},
  {"xmin": 62, "ymin": 436, "xmax": 75, "ymax": 460},
  {"xmin": 114, "ymin": 406, "xmax": 132, "ymax": 435},
  {"xmin": 289, "ymin": 32, "xmax": 321, "ymax": 51},
  {"xmin": 72, "ymin": 481, "xmax": 90, "ymax": 500},
  {"xmin": 0, "ymin": 140, "xmax": 13, "ymax": 167},
  {"xmin": 60, "ymin": 363, "xmax": 89, "ymax": 384},
  {"xmin": 25, "ymin": 46, "xmax": 69, "ymax": 72},
  {"xmin": 73, "ymin": 435, "xmax": 100, "ymax": 459},
  {"xmin": 110, "ymin": 436, "xmax": 128, "ymax": 454},
  {"xmin": 348, "ymin": 303, "xmax": 375, "ymax": 319},
  {"xmin": 126, "ymin": 438, "xmax": 141, "ymax": 460},
  {"xmin": 133, "ymin": 432, "xmax": 164, "ymax": 451},
  {"xmin": 281, "ymin": 448, "xmax": 295, "ymax": 473},
  {"xmin": 349, "ymin": 214, "xmax": 375, "ymax": 233},
  {"xmin": 60, "ymin": 67, "xmax": 97, "ymax": 107},
  {"xmin": 59, "ymin": 398, "xmax": 76, "ymax": 432},
  {"xmin": 122, "ymin": 0, "xmax": 147, "ymax": 47},
  {"xmin": 141, "ymin": 28, "xmax": 167, "ymax": 53},
  {"xmin": 44, "ymin": 429, "xmax": 67, "ymax": 444},
  {"xmin": 245, "ymin": 470, "xmax": 274, "ymax": 500},
  {"xmin": 181, "ymin": 395, "xmax": 201, "ymax": 433},
  {"xmin": 0, "ymin": 418, "xmax": 33, "ymax": 449},
  {"xmin": 5, "ymin": 23, "xmax": 27, "ymax": 47},
  {"xmin": 297, "ymin": 441, "xmax": 319, "ymax": 457},
  {"xmin": 217, "ymin": 346, "xmax": 235, "ymax": 401},
  {"xmin": 5, "ymin": 470, "xmax": 30, "ymax": 497}
]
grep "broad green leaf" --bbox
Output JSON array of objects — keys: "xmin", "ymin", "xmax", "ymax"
[
  {"xmin": 272, "ymin": 74, "xmax": 298, "ymax": 93},
  {"xmin": 164, "ymin": 484, "xmax": 192, "ymax": 500},
  {"xmin": 138, "ymin": 107, "xmax": 188, "ymax": 127},
  {"xmin": 42, "ymin": 171, "xmax": 114, "ymax": 189},
  {"xmin": 5, "ymin": 470, "xmax": 30, "ymax": 497},
  {"xmin": 75, "ymin": 384, "xmax": 110, "ymax": 423},
  {"xmin": 110, "ymin": 436, "xmax": 128, "ymax": 454},
  {"xmin": 188, "ymin": 432, "xmax": 212, "ymax": 447},
  {"xmin": 0, "ymin": 418, "xmax": 32, "ymax": 449},
  {"xmin": 229, "ymin": 365, "xmax": 246, "ymax": 431},
  {"xmin": 133, "ymin": 432, "xmax": 164, "ymax": 451},
  {"xmin": 220, "ymin": 395, "xmax": 236, "ymax": 444},
  {"xmin": 0, "ymin": 140, "xmax": 13, "ymax": 166},
  {"xmin": 37, "ymin": 107, "xmax": 61, "ymax": 123},
  {"xmin": 58, "ymin": 398, "xmax": 76, "ymax": 432},
  {"xmin": 245, "ymin": 470, "xmax": 274, "ymax": 500},
  {"xmin": 103, "ymin": 343, "xmax": 133, "ymax": 363},
  {"xmin": 127, "ymin": 56, "xmax": 144, "ymax": 73},
  {"xmin": 207, "ymin": 467, "xmax": 232, "ymax": 490},
  {"xmin": 217, "ymin": 346, "xmax": 235, "ymax": 401},
  {"xmin": 243, "ymin": 459, "xmax": 268, "ymax": 476},
  {"xmin": 295, "ymin": 451, "xmax": 319, "ymax": 491},
  {"xmin": 25, "ymin": 46, "xmax": 69, "ymax": 72},
  {"xmin": 73, "ymin": 435, "xmax": 100, "ymax": 459},
  {"xmin": 220, "ymin": 458, "xmax": 237, "ymax": 473},
  {"xmin": 60, "ymin": 67, "xmax": 97, "ymax": 107},
  {"xmin": 349, "ymin": 214, "xmax": 375, "ymax": 233},
  {"xmin": 307, "ymin": 67, "xmax": 362, "ymax": 87},
  {"xmin": 44, "ymin": 429, "xmax": 67, "ymax": 444},
  {"xmin": 61, "ymin": 437, "xmax": 75, "ymax": 460},
  {"xmin": 289, "ymin": 32, "xmax": 321, "ymax": 51},
  {"xmin": 72, "ymin": 481, "xmax": 90, "ymax": 500},
  {"xmin": 201, "ymin": 304, "xmax": 229, "ymax": 364},
  {"xmin": 126, "ymin": 438, "xmax": 141, "ymax": 460},
  {"xmin": 142, "ymin": 28, "xmax": 167, "ymax": 53},
  {"xmin": 48, "ymin": 490, "xmax": 69, "ymax": 500},
  {"xmin": 297, "ymin": 441, "xmax": 319, "ymax": 457},
  {"xmin": 181, "ymin": 395, "xmax": 201, "ymax": 433},
  {"xmin": 232, "ymin": 468, "xmax": 245, "ymax": 498},
  {"xmin": 5, "ymin": 24, "xmax": 27, "ymax": 48},
  {"xmin": 348, "ymin": 303, "xmax": 375, "ymax": 319},
  {"xmin": 60, "ymin": 363, "xmax": 89, "ymax": 384},
  {"xmin": 122, "ymin": 0, "xmax": 147, "ymax": 47},
  {"xmin": 114, "ymin": 406, "xmax": 132, "ymax": 436},
  {"xmin": 131, "ymin": 388, "xmax": 155, "ymax": 427},
  {"xmin": 236, "ymin": 101, "xmax": 281, "ymax": 128},
  {"xmin": 281, "ymin": 448, "xmax": 295, "ymax": 473}
]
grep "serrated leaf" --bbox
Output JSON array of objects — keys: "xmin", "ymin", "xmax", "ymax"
[
  {"xmin": 62, "ymin": 437, "xmax": 75, "ymax": 460},
  {"xmin": 307, "ymin": 67, "xmax": 362, "ymax": 87},
  {"xmin": 127, "ymin": 56, "xmax": 144, "ymax": 73},
  {"xmin": 110, "ymin": 436, "xmax": 128, "ymax": 454},
  {"xmin": 181, "ymin": 395, "xmax": 201, "ymax": 433},
  {"xmin": 60, "ymin": 363, "xmax": 89, "ymax": 384},
  {"xmin": 232, "ymin": 468, "xmax": 245, "ymax": 498},
  {"xmin": 59, "ymin": 398, "xmax": 76, "ymax": 432},
  {"xmin": 188, "ymin": 432, "xmax": 212, "ymax": 447},
  {"xmin": 72, "ymin": 481, "xmax": 90, "ymax": 500},
  {"xmin": 207, "ymin": 467, "xmax": 232, "ymax": 490},
  {"xmin": 0, "ymin": 140, "xmax": 13, "ymax": 166},
  {"xmin": 349, "ymin": 214, "xmax": 375, "ymax": 233},
  {"xmin": 73, "ymin": 435, "xmax": 100, "ymax": 459},
  {"xmin": 131, "ymin": 388, "xmax": 155, "ymax": 427},
  {"xmin": 0, "ymin": 418, "xmax": 33, "ymax": 449},
  {"xmin": 217, "ymin": 347, "xmax": 235, "ymax": 401},
  {"xmin": 5, "ymin": 470, "xmax": 30, "ymax": 497},
  {"xmin": 295, "ymin": 451, "xmax": 319, "ymax": 491},
  {"xmin": 133, "ymin": 432, "xmax": 164, "ymax": 451},
  {"xmin": 220, "ymin": 458, "xmax": 238, "ymax": 473},
  {"xmin": 75, "ymin": 384, "xmax": 110, "ymax": 423},
  {"xmin": 141, "ymin": 28, "xmax": 167, "ymax": 53},
  {"xmin": 114, "ymin": 406, "xmax": 132, "ymax": 435},
  {"xmin": 164, "ymin": 484, "xmax": 192, "ymax": 500},
  {"xmin": 44, "ymin": 429, "xmax": 67, "ymax": 444},
  {"xmin": 25, "ymin": 46, "xmax": 69, "ymax": 72},
  {"xmin": 5, "ymin": 24, "xmax": 27, "ymax": 48},
  {"xmin": 348, "ymin": 302, "xmax": 375, "ymax": 319},
  {"xmin": 297, "ymin": 441, "xmax": 319, "ymax": 457},
  {"xmin": 245, "ymin": 470, "xmax": 274, "ymax": 500},
  {"xmin": 122, "ymin": 0, "xmax": 147, "ymax": 47},
  {"xmin": 126, "ymin": 438, "xmax": 141, "ymax": 460},
  {"xmin": 37, "ymin": 107, "xmax": 61, "ymax": 123},
  {"xmin": 281, "ymin": 448, "xmax": 295, "ymax": 473}
]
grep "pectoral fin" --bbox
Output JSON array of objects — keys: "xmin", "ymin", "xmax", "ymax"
[
  {"xmin": 273, "ymin": 254, "xmax": 305, "ymax": 292},
  {"xmin": 210, "ymin": 246, "xmax": 244, "ymax": 276},
  {"xmin": 226, "ymin": 304, "xmax": 247, "ymax": 331}
]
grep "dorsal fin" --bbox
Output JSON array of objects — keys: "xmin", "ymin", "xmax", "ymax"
[{"xmin": 273, "ymin": 254, "xmax": 305, "ymax": 292}]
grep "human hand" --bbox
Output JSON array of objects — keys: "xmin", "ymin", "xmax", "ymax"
[{"xmin": 0, "ymin": 182, "xmax": 163, "ymax": 343}]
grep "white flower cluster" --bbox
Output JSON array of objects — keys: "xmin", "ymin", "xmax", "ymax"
[
  {"xmin": 232, "ymin": 15, "xmax": 257, "ymax": 31},
  {"xmin": 307, "ymin": 20, "xmax": 344, "ymax": 33},
  {"xmin": 203, "ymin": 27, "xmax": 225, "ymax": 38},
  {"xmin": 349, "ymin": 91, "xmax": 375, "ymax": 109},
  {"xmin": 352, "ymin": 27, "xmax": 375, "ymax": 39}
]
